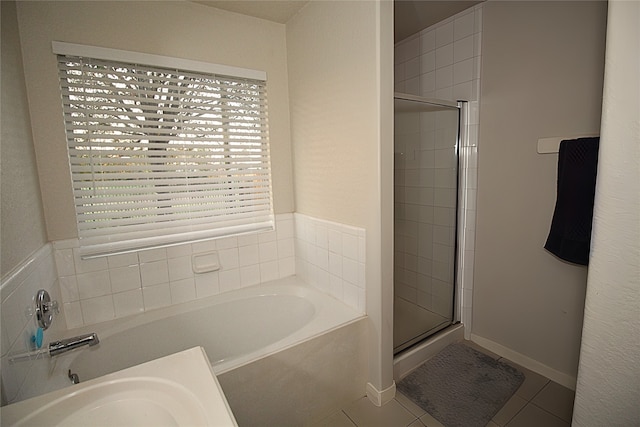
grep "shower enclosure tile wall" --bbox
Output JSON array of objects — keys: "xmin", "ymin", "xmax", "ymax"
[
  {"xmin": 395, "ymin": 4, "xmax": 483, "ymax": 338},
  {"xmin": 395, "ymin": 5, "xmax": 482, "ymax": 103}
]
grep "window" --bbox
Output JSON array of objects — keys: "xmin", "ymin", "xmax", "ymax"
[{"xmin": 54, "ymin": 42, "xmax": 274, "ymax": 258}]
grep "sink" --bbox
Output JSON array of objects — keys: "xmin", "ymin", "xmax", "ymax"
[{"xmin": 2, "ymin": 347, "xmax": 237, "ymax": 426}]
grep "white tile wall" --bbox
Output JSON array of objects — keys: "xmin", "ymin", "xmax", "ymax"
[
  {"xmin": 395, "ymin": 4, "xmax": 482, "ymax": 335},
  {"xmin": 53, "ymin": 214, "xmax": 296, "ymax": 328},
  {"xmin": 1, "ymin": 244, "xmax": 66, "ymax": 404},
  {"xmin": 294, "ymin": 213, "xmax": 366, "ymax": 313},
  {"xmin": 395, "ymin": 5, "xmax": 482, "ymax": 103}
]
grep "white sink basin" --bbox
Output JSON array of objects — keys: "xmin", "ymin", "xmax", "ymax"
[{"xmin": 1, "ymin": 347, "xmax": 237, "ymax": 426}]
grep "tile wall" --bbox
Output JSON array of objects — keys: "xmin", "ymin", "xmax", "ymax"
[
  {"xmin": 53, "ymin": 214, "xmax": 296, "ymax": 328},
  {"xmin": 1, "ymin": 244, "xmax": 66, "ymax": 404},
  {"xmin": 52, "ymin": 212, "xmax": 366, "ymax": 329},
  {"xmin": 394, "ymin": 5, "xmax": 482, "ymax": 102},
  {"xmin": 294, "ymin": 213, "xmax": 366, "ymax": 313},
  {"xmin": 394, "ymin": 4, "xmax": 482, "ymax": 335}
]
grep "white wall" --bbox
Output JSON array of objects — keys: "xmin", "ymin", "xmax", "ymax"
[
  {"xmin": 286, "ymin": 0, "xmax": 395, "ymax": 402},
  {"xmin": 573, "ymin": 1, "xmax": 640, "ymax": 425},
  {"xmin": 473, "ymin": 1, "xmax": 607, "ymax": 386},
  {"xmin": 16, "ymin": 1, "xmax": 294, "ymax": 242},
  {"xmin": 0, "ymin": 1, "xmax": 63, "ymax": 405},
  {"xmin": 0, "ymin": 0, "xmax": 47, "ymax": 277},
  {"xmin": 287, "ymin": 1, "xmax": 378, "ymax": 227}
]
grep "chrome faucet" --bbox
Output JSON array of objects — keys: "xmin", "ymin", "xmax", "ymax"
[{"xmin": 49, "ymin": 333, "xmax": 99, "ymax": 357}]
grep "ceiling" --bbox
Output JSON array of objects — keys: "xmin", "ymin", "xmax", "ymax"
[
  {"xmin": 193, "ymin": 1, "xmax": 483, "ymax": 43},
  {"xmin": 192, "ymin": 1, "xmax": 309, "ymax": 24}
]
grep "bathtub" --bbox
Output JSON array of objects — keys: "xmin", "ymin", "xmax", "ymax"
[{"xmin": 55, "ymin": 276, "xmax": 369, "ymax": 426}]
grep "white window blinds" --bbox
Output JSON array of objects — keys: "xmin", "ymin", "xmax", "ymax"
[{"xmin": 56, "ymin": 45, "xmax": 274, "ymax": 258}]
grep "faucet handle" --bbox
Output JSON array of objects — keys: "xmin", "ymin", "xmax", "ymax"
[{"xmin": 35, "ymin": 289, "xmax": 58, "ymax": 330}]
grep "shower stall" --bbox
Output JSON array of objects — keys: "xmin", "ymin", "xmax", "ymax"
[{"xmin": 393, "ymin": 93, "xmax": 464, "ymax": 354}]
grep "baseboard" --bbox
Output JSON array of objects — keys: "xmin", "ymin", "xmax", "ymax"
[
  {"xmin": 366, "ymin": 381, "xmax": 396, "ymax": 407},
  {"xmin": 469, "ymin": 333, "xmax": 577, "ymax": 390}
]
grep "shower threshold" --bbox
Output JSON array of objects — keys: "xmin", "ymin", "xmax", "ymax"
[{"xmin": 393, "ymin": 323, "xmax": 464, "ymax": 381}]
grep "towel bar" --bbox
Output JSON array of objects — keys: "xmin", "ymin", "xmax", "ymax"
[{"xmin": 537, "ymin": 134, "xmax": 599, "ymax": 154}]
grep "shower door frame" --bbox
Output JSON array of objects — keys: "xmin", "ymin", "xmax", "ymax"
[{"xmin": 393, "ymin": 93, "xmax": 466, "ymax": 355}]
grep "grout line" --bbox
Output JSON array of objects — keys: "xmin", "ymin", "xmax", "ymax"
[
  {"xmin": 529, "ymin": 402, "xmax": 571, "ymax": 426},
  {"xmin": 498, "ymin": 400, "xmax": 527, "ymax": 427},
  {"xmin": 406, "ymin": 416, "xmax": 422, "ymax": 427},
  {"xmin": 393, "ymin": 397, "xmax": 421, "ymax": 423},
  {"xmin": 395, "ymin": 395, "xmax": 416, "ymax": 413},
  {"xmin": 529, "ymin": 378, "xmax": 551, "ymax": 401},
  {"xmin": 342, "ymin": 409, "xmax": 358, "ymax": 427},
  {"xmin": 494, "ymin": 355, "xmax": 551, "ymax": 427}
]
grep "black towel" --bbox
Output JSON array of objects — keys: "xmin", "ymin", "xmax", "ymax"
[{"xmin": 544, "ymin": 137, "xmax": 600, "ymax": 265}]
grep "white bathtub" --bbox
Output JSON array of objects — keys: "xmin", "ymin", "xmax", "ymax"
[
  {"xmin": 54, "ymin": 276, "xmax": 369, "ymax": 425},
  {"xmin": 60, "ymin": 276, "xmax": 359, "ymax": 379}
]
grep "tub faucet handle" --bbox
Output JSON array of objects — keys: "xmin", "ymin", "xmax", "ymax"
[{"xmin": 35, "ymin": 289, "xmax": 58, "ymax": 330}]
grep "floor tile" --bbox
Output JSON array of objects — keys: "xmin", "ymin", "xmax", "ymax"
[
  {"xmin": 408, "ymin": 419, "xmax": 426, "ymax": 427},
  {"xmin": 487, "ymin": 422, "xmax": 501, "ymax": 427},
  {"xmin": 499, "ymin": 359, "xmax": 549, "ymax": 400},
  {"xmin": 396, "ymin": 392, "xmax": 427, "ymax": 417},
  {"xmin": 312, "ymin": 410, "xmax": 356, "ymax": 427},
  {"xmin": 491, "ymin": 394, "xmax": 527, "ymax": 426},
  {"xmin": 343, "ymin": 397, "xmax": 417, "ymax": 427},
  {"xmin": 531, "ymin": 381, "xmax": 575, "ymax": 422},
  {"xmin": 419, "ymin": 411, "xmax": 446, "ymax": 427},
  {"xmin": 505, "ymin": 403, "xmax": 569, "ymax": 427}
]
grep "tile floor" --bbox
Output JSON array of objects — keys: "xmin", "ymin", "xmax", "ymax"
[{"xmin": 313, "ymin": 341, "xmax": 575, "ymax": 427}]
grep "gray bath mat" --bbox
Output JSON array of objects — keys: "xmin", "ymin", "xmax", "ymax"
[{"xmin": 398, "ymin": 342, "xmax": 525, "ymax": 427}]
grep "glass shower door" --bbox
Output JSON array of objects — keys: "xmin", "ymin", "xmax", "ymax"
[{"xmin": 393, "ymin": 95, "xmax": 459, "ymax": 354}]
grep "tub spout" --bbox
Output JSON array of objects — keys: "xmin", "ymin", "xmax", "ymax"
[{"xmin": 49, "ymin": 333, "xmax": 99, "ymax": 357}]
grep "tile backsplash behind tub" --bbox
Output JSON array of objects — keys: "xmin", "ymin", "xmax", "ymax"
[
  {"xmin": 54, "ymin": 213, "xmax": 296, "ymax": 328},
  {"xmin": 1, "ymin": 243, "xmax": 66, "ymax": 404},
  {"xmin": 294, "ymin": 213, "xmax": 366, "ymax": 314}
]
